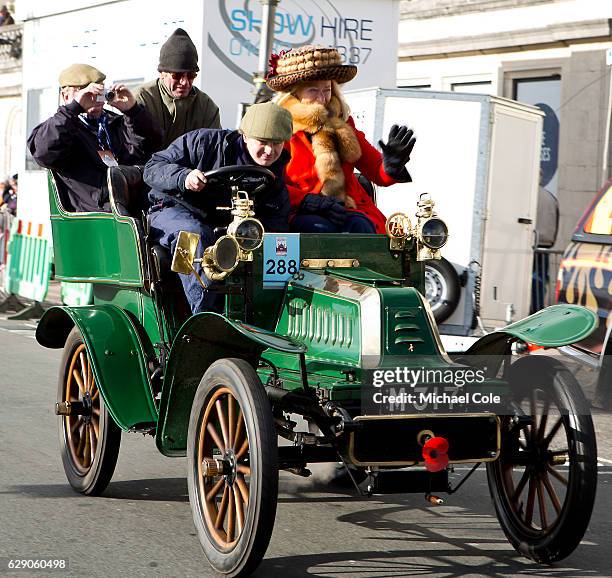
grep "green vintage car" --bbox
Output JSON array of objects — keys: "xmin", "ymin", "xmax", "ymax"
[{"xmin": 37, "ymin": 166, "xmax": 598, "ymax": 577}]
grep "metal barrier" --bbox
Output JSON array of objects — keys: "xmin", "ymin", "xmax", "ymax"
[
  {"xmin": 531, "ymin": 248, "xmax": 564, "ymax": 312},
  {"xmin": 0, "ymin": 210, "xmax": 27, "ymax": 312},
  {"xmin": 1, "ymin": 218, "xmax": 52, "ymax": 318}
]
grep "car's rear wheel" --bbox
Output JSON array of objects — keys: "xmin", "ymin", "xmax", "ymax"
[
  {"xmin": 487, "ymin": 356, "xmax": 597, "ymax": 563},
  {"xmin": 187, "ymin": 358, "xmax": 278, "ymax": 577},
  {"xmin": 58, "ymin": 327, "xmax": 121, "ymax": 495}
]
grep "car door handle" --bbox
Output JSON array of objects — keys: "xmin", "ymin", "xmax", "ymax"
[{"xmin": 518, "ymin": 218, "xmax": 533, "ymax": 224}]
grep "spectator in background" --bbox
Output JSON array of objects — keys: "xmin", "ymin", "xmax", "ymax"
[
  {"xmin": 134, "ymin": 28, "xmax": 221, "ymax": 150},
  {"xmin": 1, "ymin": 173, "xmax": 17, "ymax": 215},
  {"xmin": 0, "ymin": 5, "xmax": 14, "ymax": 26}
]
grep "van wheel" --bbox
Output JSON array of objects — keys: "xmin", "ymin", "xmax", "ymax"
[
  {"xmin": 58, "ymin": 327, "xmax": 121, "ymax": 495},
  {"xmin": 187, "ymin": 358, "xmax": 278, "ymax": 577},
  {"xmin": 424, "ymin": 258, "xmax": 461, "ymax": 324},
  {"xmin": 487, "ymin": 356, "xmax": 597, "ymax": 563}
]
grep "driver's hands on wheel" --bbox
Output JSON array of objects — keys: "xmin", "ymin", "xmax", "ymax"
[{"xmin": 185, "ymin": 169, "xmax": 207, "ymax": 192}]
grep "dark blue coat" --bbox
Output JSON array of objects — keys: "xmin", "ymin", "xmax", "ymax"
[{"xmin": 144, "ymin": 129, "xmax": 290, "ymax": 232}]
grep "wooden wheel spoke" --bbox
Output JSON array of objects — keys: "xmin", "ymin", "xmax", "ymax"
[
  {"xmin": 70, "ymin": 418, "xmax": 81, "ymax": 434},
  {"xmin": 228, "ymin": 394, "xmax": 236, "ymax": 448},
  {"xmin": 92, "ymin": 406, "xmax": 100, "ymax": 417},
  {"xmin": 206, "ymin": 422, "xmax": 225, "ymax": 452},
  {"xmin": 233, "ymin": 484, "xmax": 244, "ymax": 536},
  {"xmin": 226, "ymin": 487, "xmax": 236, "ymax": 542},
  {"xmin": 82, "ymin": 425, "xmax": 91, "ymax": 467},
  {"xmin": 91, "ymin": 387, "xmax": 99, "ymax": 401},
  {"xmin": 79, "ymin": 352, "xmax": 88, "ymax": 392},
  {"xmin": 512, "ymin": 467, "xmax": 530, "ymax": 503},
  {"xmin": 525, "ymin": 476, "xmax": 536, "ymax": 526},
  {"xmin": 237, "ymin": 464, "xmax": 251, "ymax": 476},
  {"xmin": 206, "ymin": 477, "xmax": 225, "ymax": 501},
  {"xmin": 235, "ymin": 474, "xmax": 250, "ymax": 504},
  {"xmin": 236, "ymin": 438, "xmax": 249, "ymax": 461},
  {"xmin": 76, "ymin": 423, "xmax": 86, "ymax": 457},
  {"xmin": 91, "ymin": 416, "xmax": 99, "ymax": 439},
  {"xmin": 546, "ymin": 464, "xmax": 569, "ymax": 486},
  {"xmin": 72, "ymin": 369, "xmax": 86, "ymax": 395},
  {"xmin": 214, "ymin": 486, "xmax": 229, "ymax": 529},
  {"xmin": 543, "ymin": 417, "xmax": 564, "ymax": 447},
  {"xmin": 538, "ymin": 410, "xmax": 549, "ymax": 442},
  {"xmin": 233, "ymin": 411, "xmax": 245, "ymax": 452},
  {"xmin": 541, "ymin": 471, "xmax": 562, "ymax": 514},
  {"xmin": 529, "ymin": 391, "xmax": 538, "ymax": 441},
  {"xmin": 536, "ymin": 474, "xmax": 548, "ymax": 529},
  {"xmin": 215, "ymin": 399, "xmax": 230, "ymax": 449}
]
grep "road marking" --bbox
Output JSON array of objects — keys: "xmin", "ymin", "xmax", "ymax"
[{"xmin": 0, "ymin": 327, "xmax": 36, "ymax": 339}]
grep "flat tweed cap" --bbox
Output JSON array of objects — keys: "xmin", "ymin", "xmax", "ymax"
[
  {"xmin": 239, "ymin": 102, "xmax": 293, "ymax": 143},
  {"xmin": 266, "ymin": 45, "xmax": 357, "ymax": 92},
  {"xmin": 59, "ymin": 63, "xmax": 106, "ymax": 87}
]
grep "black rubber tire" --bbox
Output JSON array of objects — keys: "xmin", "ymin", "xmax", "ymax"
[
  {"xmin": 58, "ymin": 327, "xmax": 121, "ymax": 495},
  {"xmin": 424, "ymin": 258, "xmax": 461, "ymax": 324},
  {"xmin": 187, "ymin": 358, "xmax": 278, "ymax": 578},
  {"xmin": 487, "ymin": 356, "xmax": 597, "ymax": 563}
]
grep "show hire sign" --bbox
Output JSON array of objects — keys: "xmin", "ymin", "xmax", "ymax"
[{"xmin": 201, "ymin": 0, "xmax": 401, "ymax": 126}]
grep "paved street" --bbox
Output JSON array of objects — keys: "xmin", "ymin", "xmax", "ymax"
[{"xmin": 1, "ymin": 315, "xmax": 611, "ymax": 578}]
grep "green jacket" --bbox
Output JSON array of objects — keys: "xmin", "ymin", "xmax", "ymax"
[{"xmin": 134, "ymin": 78, "xmax": 221, "ymax": 150}]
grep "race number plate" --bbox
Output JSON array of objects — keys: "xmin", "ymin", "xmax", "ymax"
[{"xmin": 263, "ymin": 233, "xmax": 300, "ymax": 288}]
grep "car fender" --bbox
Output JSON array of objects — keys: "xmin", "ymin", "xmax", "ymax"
[
  {"xmin": 36, "ymin": 305, "xmax": 157, "ymax": 430},
  {"xmin": 466, "ymin": 304, "xmax": 598, "ymax": 357},
  {"xmin": 156, "ymin": 312, "xmax": 306, "ymax": 457}
]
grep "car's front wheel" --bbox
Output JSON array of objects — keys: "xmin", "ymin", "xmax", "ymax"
[
  {"xmin": 187, "ymin": 358, "xmax": 278, "ymax": 577},
  {"xmin": 487, "ymin": 356, "xmax": 597, "ymax": 563}
]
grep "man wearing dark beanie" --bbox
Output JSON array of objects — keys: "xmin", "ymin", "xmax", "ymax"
[{"xmin": 134, "ymin": 28, "xmax": 221, "ymax": 150}]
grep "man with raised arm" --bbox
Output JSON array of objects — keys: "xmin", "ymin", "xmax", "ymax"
[{"xmin": 28, "ymin": 63, "xmax": 161, "ymax": 212}]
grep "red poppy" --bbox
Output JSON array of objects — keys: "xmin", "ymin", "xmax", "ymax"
[
  {"xmin": 422, "ymin": 436, "xmax": 449, "ymax": 472},
  {"xmin": 266, "ymin": 50, "xmax": 288, "ymax": 79}
]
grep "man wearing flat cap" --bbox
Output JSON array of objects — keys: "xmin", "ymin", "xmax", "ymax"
[
  {"xmin": 143, "ymin": 101, "xmax": 292, "ymax": 314},
  {"xmin": 134, "ymin": 28, "xmax": 221, "ymax": 150},
  {"xmin": 28, "ymin": 63, "xmax": 161, "ymax": 212}
]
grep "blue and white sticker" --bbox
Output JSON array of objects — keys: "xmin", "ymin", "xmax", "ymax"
[{"xmin": 263, "ymin": 233, "xmax": 300, "ymax": 288}]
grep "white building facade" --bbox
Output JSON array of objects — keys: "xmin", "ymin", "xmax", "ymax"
[{"xmin": 397, "ymin": 0, "xmax": 612, "ymax": 248}]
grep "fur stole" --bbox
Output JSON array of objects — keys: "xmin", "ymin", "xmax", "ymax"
[{"xmin": 280, "ymin": 94, "xmax": 361, "ymax": 201}]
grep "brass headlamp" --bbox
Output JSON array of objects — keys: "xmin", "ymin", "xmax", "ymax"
[
  {"xmin": 415, "ymin": 194, "xmax": 448, "ymax": 261},
  {"xmin": 171, "ymin": 190, "xmax": 265, "ymax": 285},
  {"xmin": 384, "ymin": 193, "xmax": 448, "ymax": 261}
]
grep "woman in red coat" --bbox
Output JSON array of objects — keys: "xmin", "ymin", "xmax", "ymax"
[{"xmin": 266, "ymin": 45, "xmax": 415, "ymax": 234}]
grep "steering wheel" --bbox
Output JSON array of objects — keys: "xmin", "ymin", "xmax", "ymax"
[{"xmin": 203, "ymin": 165, "xmax": 275, "ymax": 195}]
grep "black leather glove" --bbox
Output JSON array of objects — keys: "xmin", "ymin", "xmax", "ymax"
[
  {"xmin": 379, "ymin": 125, "xmax": 416, "ymax": 180},
  {"xmin": 300, "ymin": 193, "xmax": 347, "ymax": 227}
]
